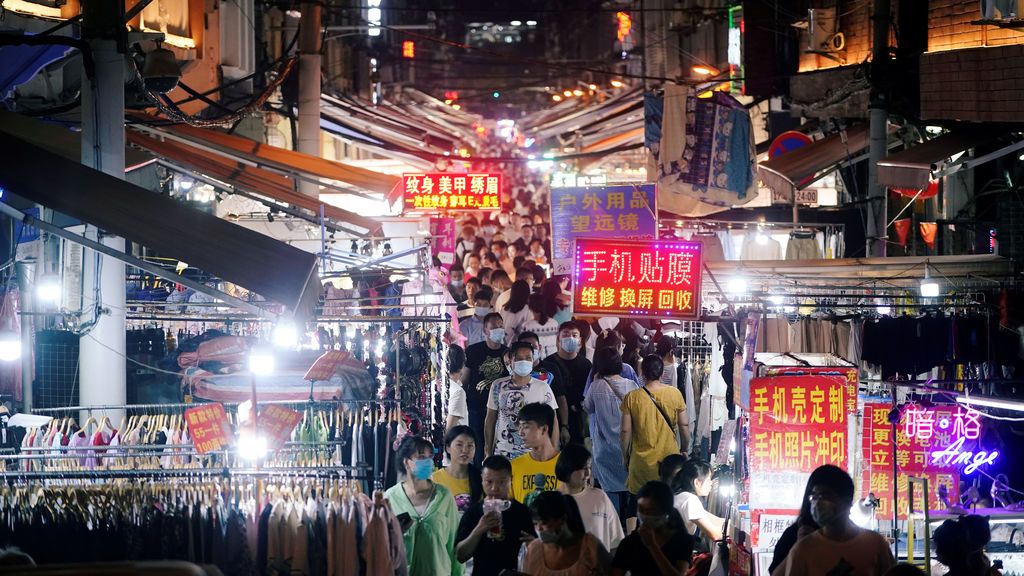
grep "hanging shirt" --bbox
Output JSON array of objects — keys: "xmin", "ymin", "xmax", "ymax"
[
  {"xmin": 384, "ymin": 482, "xmax": 463, "ymax": 576},
  {"xmin": 487, "ymin": 376, "xmax": 559, "ymax": 459},
  {"xmin": 583, "ymin": 374, "xmax": 638, "ymax": 494}
]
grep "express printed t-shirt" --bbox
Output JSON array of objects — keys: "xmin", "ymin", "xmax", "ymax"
[
  {"xmin": 456, "ymin": 499, "xmax": 536, "ymax": 576},
  {"xmin": 487, "ymin": 376, "xmax": 559, "ymax": 458},
  {"xmin": 783, "ymin": 528, "xmax": 895, "ymax": 576},
  {"xmin": 464, "ymin": 342, "xmax": 509, "ymax": 413},
  {"xmin": 510, "ymin": 451, "xmax": 560, "ymax": 503},
  {"xmin": 432, "ymin": 468, "xmax": 473, "ymax": 515}
]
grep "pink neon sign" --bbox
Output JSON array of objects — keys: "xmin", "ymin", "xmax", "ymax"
[
  {"xmin": 902, "ymin": 405, "xmax": 995, "ymax": 475},
  {"xmin": 904, "ymin": 406, "xmax": 981, "ymax": 441}
]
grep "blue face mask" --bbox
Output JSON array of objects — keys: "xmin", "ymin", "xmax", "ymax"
[
  {"xmin": 489, "ymin": 328, "xmax": 506, "ymax": 343},
  {"xmin": 561, "ymin": 337, "xmax": 581, "ymax": 353},
  {"xmin": 512, "ymin": 360, "xmax": 534, "ymax": 377},
  {"xmin": 411, "ymin": 458, "xmax": 434, "ymax": 480}
]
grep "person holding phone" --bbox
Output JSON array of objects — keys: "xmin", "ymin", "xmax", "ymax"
[{"xmin": 456, "ymin": 455, "xmax": 536, "ymax": 576}]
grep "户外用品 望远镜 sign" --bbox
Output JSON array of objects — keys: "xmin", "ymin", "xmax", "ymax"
[
  {"xmin": 572, "ymin": 238, "xmax": 702, "ymax": 319},
  {"xmin": 402, "ymin": 173, "xmax": 501, "ymax": 212}
]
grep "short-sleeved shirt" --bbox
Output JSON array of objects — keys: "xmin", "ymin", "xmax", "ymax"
[
  {"xmin": 464, "ymin": 342, "xmax": 509, "ymax": 413},
  {"xmin": 448, "ymin": 379, "xmax": 469, "ymax": 427},
  {"xmin": 571, "ymin": 487, "xmax": 624, "ymax": 552},
  {"xmin": 621, "ymin": 385, "xmax": 686, "ymax": 493},
  {"xmin": 456, "ymin": 499, "xmax": 535, "ymax": 576},
  {"xmin": 674, "ymin": 491, "xmax": 707, "ymax": 536},
  {"xmin": 783, "ymin": 528, "xmax": 896, "ymax": 576},
  {"xmin": 432, "ymin": 468, "xmax": 473, "ymax": 515},
  {"xmin": 510, "ymin": 451, "xmax": 560, "ymax": 503},
  {"xmin": 611, "ymin": 529, "xmax": 694, "ymax": 575},
  {"xmin": 487, "ymin": 376, "xmax": 559, "ymax": 458}
]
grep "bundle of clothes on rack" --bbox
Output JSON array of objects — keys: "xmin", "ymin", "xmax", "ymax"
[{"xmin": 0, "ymin": 476, "xmax": 408, "ymax": 576}]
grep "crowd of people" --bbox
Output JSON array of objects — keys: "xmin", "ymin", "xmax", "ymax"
[{"xmin": 378, "ymin": 161, "xmax": 999, "ymax": 576}]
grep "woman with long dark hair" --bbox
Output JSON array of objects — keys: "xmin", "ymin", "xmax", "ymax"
[
  {"xmin": 384, "ymin": 436, "xmax": 462, "ymax": 575},
  {"xmin": 433, "ymin": 425, "xmax": 483, "ymax": 516},
  {"xmin": 521, "ymin": 491, "xmax": 612, "ymax": 575},
  {"xmin": 500, "ymin": 279, "xmax": 532, "ymax": 342},
  {"xmin": 525, "ymin": 292, "xmax": 560, "ymax": 357},
  {"xmin": 670, "ymin": 458, "xmax": 725, "ymax": 545},
  {"xmin": 611, "ymin": 481, "xmax": 694, "ymax": 576}
]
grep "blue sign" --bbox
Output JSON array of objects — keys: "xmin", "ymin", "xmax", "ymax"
[{"xmin": 549, "ymin": 184, "xmax": 658, "ymax": 275}]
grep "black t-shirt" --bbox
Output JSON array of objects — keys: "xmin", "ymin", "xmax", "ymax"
[
  {"xmin": 541, "ymin": 353, "xmax": 592, "ymax": 440},
  {"xmin": 456, "ymin": 499, "xmax": 536, "ymax": 576},
  {"xmin": 464, "ymin": 342, "xmax": 509, "ymax": 413},
  {"xmin": 611, "ymin": 529, "xmax": 694, "ymax": 575}
]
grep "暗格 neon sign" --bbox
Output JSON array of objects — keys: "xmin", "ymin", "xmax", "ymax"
[{"xmin": 902, "ymin": 405, "xmax": 997, "ymax": 475}]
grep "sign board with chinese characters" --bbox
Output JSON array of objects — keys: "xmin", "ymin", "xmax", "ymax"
[
  {"xmin": 572, "ymin": 238, "xmax": 701, "ymax": 319},
  {"xmin": 861, "ymin": 402, "xmax": 993, "ymax": 520},
  {"xmin": 429, "ymin": 217, "xmax": 457, "ymax": 266},
  {"xmin": 753, "ymin": 512, "xmax": 798, "ymax": 552},
  {"xmin": 259, "ymin": 404, "xmax": 303, "ymax": 450},
  {"xmin": 748, "ymin": 375, "xmax": 849, "ymax": 510},
  {"xmin": 184, "ymin": 403, "xmax": 233, "ymax": 454},
  {"xmin": 550, "ymin": 184, "xmax": 658, "ymax": 275},
  {"xmin": 402, "ymin": 173, "xmax": 501, "ymax": 212}
]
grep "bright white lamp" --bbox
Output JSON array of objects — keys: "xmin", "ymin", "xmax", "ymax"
[
  {"xmin": 726, "ymin": 277, "xmax": 748, "ymax": 295},
  {"xmin": 249, "ymin": 348, "xmax": 275, "ymax": 376},
  {"xmin": 0, "ymin": 331, "xmax": 21, "ymax": 362},
  {"xmin": 920, "ymin": 265, "xmax": 940, "ymax": 298},
  {"xmin": 36, "ymin": 275, "xmax": 61, "ymax": 304},
  {"xmin": 271, "ymin": 322, "xmax": 298, "ymax": 348}
]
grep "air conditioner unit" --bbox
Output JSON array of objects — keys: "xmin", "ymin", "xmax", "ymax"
[{"xmin": 807, "ymin": 8, "xmax": 845, "ymax": 52}]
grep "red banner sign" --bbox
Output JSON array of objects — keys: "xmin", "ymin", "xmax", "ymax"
[
  {"xmin": 259, "ymin": 404, "xmax": 303, "ymax": 450},
  {"xmin": 760, "ymin": 366, "xmax": 859, "ymax": 416},
  {"xmin": 572, "ymin": 239, "xmax": 702, "ymax": 318},
  {"xmin": 747, "ymin": 376, "xmax": 849, "ymax": 510},
  {"xmin": 402, "ymin": 173, "xmax": 501, "ymax": 212},
  {"xmin": 185, "ymin": 403, "xmax": 233, "ymax": 454}
]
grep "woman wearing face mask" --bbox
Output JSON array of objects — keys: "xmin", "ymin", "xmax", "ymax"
[
  {"xmin": 556, "ymin": 443, "xmax": 624, "ymax": 554},
  {"xmin": 670, "ymin": 458, "xmax": 725, "ymax": 550},
  {"xmin": 524, "ymin": 293, "xmax": 560, "ymax": 357},
  {"xmin": 499, "ymin": 280, "xmax": 533, "ymax": 343},
  {"xmin": 522, "ymin": 491, "xmax": 612, "ymax": 576},
  {"xmin": 611, "ymin": 480, "xmax": 694, "ymax": 576},
  {"xmin": 433, "ymin": 426, "xmax": 483, "ymax": 516},
  {"xmin": 385, "ymin": 436, "xmax": 463, "ymax": 576}
]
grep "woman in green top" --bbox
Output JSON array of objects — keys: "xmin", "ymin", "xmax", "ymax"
[{"xmin": 385, "ymin": 435, "xmax": 463, "ymax": 576}]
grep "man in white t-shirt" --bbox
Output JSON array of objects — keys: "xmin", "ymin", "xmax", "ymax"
[
  {"xmin": 485, "ymin": 342, "xmax": 560, "ymax": 459},
  {"xmin": 783, "ymin": 465, "xmax": 895, "ymax": 576}
]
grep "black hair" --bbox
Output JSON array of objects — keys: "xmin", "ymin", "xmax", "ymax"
[
  {"xmin": 531, "ymin": 265, "xmax": 546, "ymax": 285},
  {"xmin": 515, "ymin": 267, "xmax": 534, "ymax": 283},
  {"xmin": 656, "ymin": 336, "xmax": 675, "ymax": 358},
  {"xmin": 518, "ymin": 331, "xmax": 539, "ymax": 344},
  {"xmin": 482, "ymin": 312, "xmax": 503, "ymax": 327},
  {"xmin": 882, "ymin": 564, "xmax": 928, "ymax": 576},
  {"xmin": 504, "ymin": 280, "xmax": 531, "ymax": 314},
  {"xmin": 491, "ymin": 270, "xmax": 511, "ymax": 286},
  {"xmin": 558, "ymin": 321, "xmax": 579, "ymax": 335},
  {"xmin": 658, "ymin": 453, "xmax": 688, "ymax": 485},
  {"xmin": 444, "ymin": 426, "xmax": 483, "ymax": 502},
  {"xmin": 521, "ymin": 223, "xmax": 533, "ymax": 230},
  {"xmin": 518, "ymin": 402, "xmax": 556, "ymax": 436},
  {"xmin": 528, "ymin": 293, "xmax": 554, "ymax": 324},
  {"xmin": 593, "ymin": 347, "xmax": 624, "ymax": 377},
  {"xmin": 448, "ymin": 344, "xmax": 466, "ymax": 373},
  {"xmin": 513, "ymin": 255, "xmax": 526, "ymax": 269},
  {"xmin": 510, "ymin": 341, "xmax": 534, "ymax": 358},
  {"xmin": 394, "ymin": 435, "xmax": 434, "ymax": 476},
  {"xmin": 637, "ymin": 480, "xmax": 686, "ymax": 533},
  {"xmin": 482, "ymin": 454, "xmax": 513, "ymax": 476},
  {"xmin": 934, "ymin": 519, "xmax": 971, "ymax": 571},
  {"xmin": 474, "ymin": 285, "xmax": 494, "ymax": 303},
  {"xmin": 477, "ymin": 268, "xmax": 494, "ymax": 283},
  {"xmin": 467, "ymin": 277, "xmax": 482, "ymax": 287},
  {"xmin": 795, "ymin": 470, "xmax": 821, "ymax": 530},
  {"xmin": 641, "ymin": 354, "xmax": 665, "ymax": 382},
  {"xmin": 555, "ymin": 444, "xmax": 591, "ymax": 483},
  {"xmin": 672, "ymin": 458, "xmax": 712, "ymax": 495},
  {"xmin": 529, "ymin": 491, "xmax": 586, "ymax": 538},
  {"xmin": 595, "ymin": 328, "xmax": 623, "ymax": 351},
  {"xmin": 491, "ymin": 240, "xmax": 508, "ymax": 250},
  {"xmin": 807, "ymin": 464, "xmax": 855, "ymax": 506}
]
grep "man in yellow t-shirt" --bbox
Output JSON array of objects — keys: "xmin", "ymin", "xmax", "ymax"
[{"xmin": 510, "ymin": 403, "xmax": 560, "ymax": 503}]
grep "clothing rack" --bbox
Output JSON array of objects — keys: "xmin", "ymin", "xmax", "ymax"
[
  {"xmin": 0, "ymin": 466, "xmax": 374, "ymax": 481},
  {"xmin": 660, "ymin": 218, "xmax": 845, "ymax": 233}
]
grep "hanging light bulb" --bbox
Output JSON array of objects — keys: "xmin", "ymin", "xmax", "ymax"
[
  {"xmin": 920, "ymin": 265, "xmax": 940, "ymax": 298},
  {"xmin": 726, "ymin": 277, "xmax": 748, "ymax": 295}
]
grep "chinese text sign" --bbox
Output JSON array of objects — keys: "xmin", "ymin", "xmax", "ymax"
[
  {"xmin": 550, "ymin": 184, "xmax": 657, "ymax": 274},
  {"xmin": 429, "ymin": 217, "xmax": 457, "ymax": 266},
  {"xmin": 862, "ymin": 402, "xmax": 993, "ymax": 519},
  {"xmin": 572, "ymin": 239, "xmax": 702, "ymax": 319},
  {"xmin": 748, "ymin": 375, "xmax": 849, "ymax": 510},
  {"xmin": 402, "ymin": 173, "xmax": 501, "ymax": 212},
  {"xmin": 259, "ymin": 405, "xmax": 303, "ymax": 450},
  {"xmin": 184, "ymin": 403, "xmax": 232, "ymax": 454}
]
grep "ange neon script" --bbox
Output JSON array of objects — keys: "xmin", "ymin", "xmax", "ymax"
[{"xmin": 930, "ymin": 437, "xmax": 999, "ymax": 475}]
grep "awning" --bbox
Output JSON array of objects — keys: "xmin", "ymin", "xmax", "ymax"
[
  {"xmin": 0, "ymin": 128, "xmax": 320, "ymax": 315},
  {"xmin": 128, "ymin": 113, "xmax": 400, "ymax": 197},
  {"xmin": 581, "ymin": 126, "xmax": 644, "ymax": 153},
  {"xmin": 0, "ymin": 110, "xmax": 154, "ymax": 171},
  {"xmin": 126, "ymin": 130, "xmax": 383, "ymax": 236},
  {"xmin": 757, "ymin": 124, "xmax": 870, "ymax": 194},
  {"xmin": 878, "ymin": 128, "xmax": 1013, "ymax": 189}
]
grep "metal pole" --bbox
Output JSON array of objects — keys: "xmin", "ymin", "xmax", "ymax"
[
  {"xmin": 14, "ymin": 262, "xmax": 33, "ymax": 411},
  {"xmin": 868, "ymin": 0, "xmax": 891, "ymax": 256},
  {"xmin": 298, "ymin": 0, "xmax": 322, "ymax": 197},
  {"xmin": 891, "ymin": 380, "xmax": 900, "ymax": 558},
  {"xmin": 79, "ymin": 0, "xmax": 127, "ymax": 427}
]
